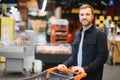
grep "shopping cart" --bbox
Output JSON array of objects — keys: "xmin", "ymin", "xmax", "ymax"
[{"xmin": 24, "ymin": 66, "xmax": 87, "ymax": 80}]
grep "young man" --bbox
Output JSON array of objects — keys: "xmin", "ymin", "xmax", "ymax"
[{"xmin": 57, "ymin": 4, "xmax": 108, "ymax": 80}]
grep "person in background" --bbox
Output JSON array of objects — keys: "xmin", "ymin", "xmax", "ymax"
[{"xmin": 57, "ymin": 4, "xmax": 108, "ymax": 80}]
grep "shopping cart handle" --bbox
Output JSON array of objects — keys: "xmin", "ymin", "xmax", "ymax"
[
  {"xmin": 46, "ymin": 66, "xmax": 72, "ymax": 79},
  {"xmin": 74, "ymin": 72, "xmax": 87, "ymax": 80},
  {"xmin": 60, "ymin": 67, "xmax": 87, "ymax": 80},
  {"xmin": 46, "ymin": 67, "xmax": 58, "ymax": 79},
  {"xmin": 46, "ymin": 66, "xmax": 87, "ymax": 80}
]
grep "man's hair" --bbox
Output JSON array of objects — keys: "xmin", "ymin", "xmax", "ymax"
[{"xmin": 79, "ymin": 4, "xmax": 94, "ymax": 14}]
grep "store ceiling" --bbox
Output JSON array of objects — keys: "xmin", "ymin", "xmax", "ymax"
[
  {"xmin": 0, "ymin": 0, "xmax": 17, "ymax": 3},
  {"xmin": 0, "ymin": 0, "xmax": 111, "ymax": 10},
  {"xmin": 55, "ymin": 0, "xmax": 110, "ymax": 10}
]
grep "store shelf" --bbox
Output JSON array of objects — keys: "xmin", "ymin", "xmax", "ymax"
[{"xmin": 0, "ymin": 52, "xmax": 32, "ymax": 58}]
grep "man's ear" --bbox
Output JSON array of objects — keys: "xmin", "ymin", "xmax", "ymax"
[{"xmin": 92, "ymin": 14, "xmax": 94, "ymax": 20}]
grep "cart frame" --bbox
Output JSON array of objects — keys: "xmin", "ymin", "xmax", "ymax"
[{"xmin": 23, "ymin": 66, "xmax": 87, "ymax": 80}]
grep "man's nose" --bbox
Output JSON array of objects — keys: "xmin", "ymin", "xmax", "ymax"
[{"xmin": 83, "ymin": 15, "xmax": 87, "ymax": 18}]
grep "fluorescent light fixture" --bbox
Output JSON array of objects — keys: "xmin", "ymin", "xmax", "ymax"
[
  {"xmin": 10, "ymin": 6, "xmax": 18, "ymax": 13},
  {"xmin": 41, "ymin": 0, "xmax": 47, "ymax": 13},
  {"xmin": 101, "ymin": 1, "xmax": 107, "ymax": 6},
  {"xmin": 38, "ymin": 0, "xmax": 47, "ymax": 16}
]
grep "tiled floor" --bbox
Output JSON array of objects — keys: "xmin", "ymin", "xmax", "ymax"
[
  {"xmin": 0, "ymin": 63, "xmax": 120, "ymax": 80},
  {"xmin": 103, "ymin": 64, "xmax": 120, "ymax": 80}
]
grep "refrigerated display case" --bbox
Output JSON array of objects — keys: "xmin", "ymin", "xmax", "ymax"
[{"xmin": 35, "ymin": 43, "xmax": 72, "ymax": 70}]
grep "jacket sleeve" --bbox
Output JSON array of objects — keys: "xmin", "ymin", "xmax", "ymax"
[
  {"xmin": 83, "ymin": 31, "xmax": 108, "ymax": 73},
  {"xmin": 63, "ymin": 32, "xmax": 79, "ymax": 67},
  {"xmin": 63, "ymin": 54, "xmax": 73, "ymax": 67}
]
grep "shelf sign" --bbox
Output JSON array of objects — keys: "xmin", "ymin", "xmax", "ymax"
[{"xmin": 1, "ymin": 17, "xmax": 15, "ymax": 41}]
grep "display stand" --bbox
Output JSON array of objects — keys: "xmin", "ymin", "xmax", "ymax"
[
  {"xmin": 0, "ymin": 30, "xmax": 37, "ymax": 73},
  {"xmin": 50, "ymin": 19, "xmax": 72, "ymax": 43}
]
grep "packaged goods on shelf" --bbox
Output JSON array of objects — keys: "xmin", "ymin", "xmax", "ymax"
[
  {"xmin": 50, "ymin": 19, "xmax": 72, "ymax": 43},
  {"xmin": 36, "ymin": 43, "xmax": 72, "ymax": 54},
  {"xmin": 0, "ymin": 36, "xmax": 30, "ymax": 53}
]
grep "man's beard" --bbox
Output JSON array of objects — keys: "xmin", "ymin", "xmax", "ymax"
[{"xmin": 81, "ymin": 20, "xmax": 91, "ymax": 27}]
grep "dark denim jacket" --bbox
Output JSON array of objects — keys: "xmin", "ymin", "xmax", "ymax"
[{"xmin": 64, "ymin": 25, "xmax": 108, "ymax": 80}]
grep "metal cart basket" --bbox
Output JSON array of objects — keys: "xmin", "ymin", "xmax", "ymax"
[{"xmin": 24, "ymin": 67, "xmax": 87, "ymax": 80}]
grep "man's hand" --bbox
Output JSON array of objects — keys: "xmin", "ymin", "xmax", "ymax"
[
  {"xmin": 57, "ymin": 64, "xmax": 67, "ymax": 72},
  {"xmin": 71, "ymin": 66, "xmax": 85, "ymax": 74}
]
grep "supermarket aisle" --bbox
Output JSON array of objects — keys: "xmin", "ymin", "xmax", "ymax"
[
  {"xmin": 103, "ymin": 64, "xmax": 120, "ymax": 80},
  {"xmin": 0, "ymin": 63, "xmax": 120, "ymax": 80},
  {"xmin": 0, "ymin": 63, "xmax": 29, "ymax": 80}
]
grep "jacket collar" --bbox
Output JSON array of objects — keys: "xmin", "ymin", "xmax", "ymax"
[
  {"xmin": 78, "ymin": 25, "xmax": 95, "ymax": 37},
  {"xmin": 80, "ymin": 25, "xmax": 95, "ymax": 33}
]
